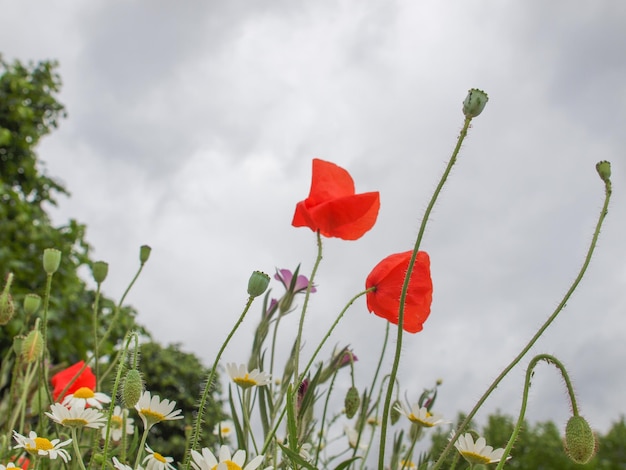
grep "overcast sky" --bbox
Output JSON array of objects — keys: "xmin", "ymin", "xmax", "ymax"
[{"xmin": 2, "ymin": 0, "xmax": 625, "ymax": 454}]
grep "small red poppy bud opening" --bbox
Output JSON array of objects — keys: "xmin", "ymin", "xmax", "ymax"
[
  {"xmin": 292, "ymin": 159, "xmax": 380, "ymax": 240},
  {"xmin": 365, "ymin": 251, "xmax": 433, "ymax": 333}
]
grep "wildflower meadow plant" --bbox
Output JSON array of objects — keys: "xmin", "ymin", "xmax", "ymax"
[{"xmin": 0, "ymin": 88, "xmax": 613, "ymax": 470}]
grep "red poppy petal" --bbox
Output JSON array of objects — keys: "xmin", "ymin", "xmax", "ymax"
[
  {"xmin": 50, "ymin": 360, "xmax": 96, "ymax": 401},
  {"xmin": 308, "ymin": 192, "xmax": 380, "ymax": 240},
  {"xmin": 306, "ymin": 159, "xmax": 356, "ymax": 205},
  {"xmin": 366, "ymin": 251, "xmax": 433, "ymax": 333}
]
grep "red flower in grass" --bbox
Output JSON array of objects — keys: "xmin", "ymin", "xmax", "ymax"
[
  {"xmin": 365, "ymin": 251, "xmax": 433, "ymax": 333},
  {"xmin": 50, "ymin": 360, "xmax": 95, "ymax": 402},
  {"xmin": 292, "ymin": 159, "xmax": 380, "ymax": 240}
]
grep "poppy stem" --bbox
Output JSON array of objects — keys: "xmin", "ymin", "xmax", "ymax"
[
  {"xmin": 431, "ymin": 170, "xmax": 612, "ymax": 469},
  {"xmin": 378, "ymin": 116, "xmax": 473, "ymax": 469}
]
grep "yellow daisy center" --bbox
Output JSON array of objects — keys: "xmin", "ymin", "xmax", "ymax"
[
  {"xmin": 211, "ymin": 461, "xmax": 241, "ymax": 470},
  {"xmin": 234, "ymin": 374, "xmax": 258, "ymax": 388},
  {"xmin": 140, "ymin": 408, "xmax": 166, "ymax": 423},
  {"xmin": 460, "ymin": 451, "xmax": 492, "ymax": 465},
  {"xmin": 153, "ymin": 452, "xmax": 166, "ymax": 463},
  {"xmin": 73, "ymin": 387, "xmax": 95, "ymax": 399},
  {"xmin": 62, "ymin": 418, "xmax": 89, "ymax": 427},
  {"xmin": 29, "ymin": 437, "xmax": 53, "ymax": 451},
  {"xmin": 111, "ymin": 415, "xmax": 123, "ymax": 429}
]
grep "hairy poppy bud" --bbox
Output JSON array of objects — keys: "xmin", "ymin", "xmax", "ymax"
[
  {"xmin": 564, "ymin": 415, "xmax": 596, "ymax": 464},
  {"xmin": 463, "ymin": 88, "xmax": 489, "ymax": 118},
  {"xmin": 122, "ymin": 369, "xmax": 144, "ymax": 408},
  {"xmin": 0, "ymin": 273, "xmax": 14, "ymax": 325},
  {"xmin": 92, "ymin": 261, "xmax": 109, "ymax": 284},
  {"xmin": 23, "ymin": 294, "xmax": 41, "ymax": 315},
  {"xmin": 344, "ymin": 386, "xmax": 360, "ymax": 419},
  {"xmin": 22, "ymin": 329, "xmax": 43, "ymax": 363},
  {"xmin": 248, "ymin": 271, "xmax": 270, "ymax": 298},
  {"xmin": 139, "ymin": 245, "xmax": 152, "ymax": 264},
  {"xmin": 595, "ymin": 161, "xmax": 611, "ymax": 184},
  {"xmin": 43, "ymin": 248, "xmax": 62, "ymax": 274}
]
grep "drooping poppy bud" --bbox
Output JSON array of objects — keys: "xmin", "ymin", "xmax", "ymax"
[
  {"xmin": 564, "ymin": 415, "xmax": 596, "ymax": 464},
  {"xmin": 292, "ymin": 159, "xmax": 380, "ymax": 240},
  {"xmin": 122, "ymin": 369, "xmax": 144, "ymax": 408},
  {"xmin": 344, "ymin": 386, "xmax": 360, "ymax": 419},
  {"xmin": 365, "ymin": 251, "xmax": 433, "ymax": 333}
]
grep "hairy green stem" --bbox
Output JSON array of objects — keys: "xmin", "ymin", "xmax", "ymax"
[
  {"xmin": 432, "ymin": 171, "xmax": 612, "ymax": 469},
  {"xmin": 379, "ymin": 116, "xmax": 473, "ymax": 469}
]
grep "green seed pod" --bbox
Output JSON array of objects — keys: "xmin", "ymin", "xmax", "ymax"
[
  {"xmin": 43, "ymin": 248, "xmax": 62, "ymax": 274},
  {"xmin": 139, "ymin": 245, "xmax": 152, "ymax": 264},
  {"xmin": 0, "ymin": 292, "xmax": 14, "ymax": 326},
  {"xmin": 122, "ymin": 369, "xmax": 144, "ymax": 408},
  {"xmin": 23, "ymin": 294, "xmax": 41, "ymax": 315},
  {"xmin": 247, "ymin": 271, "xmax": 270, "ymax": 298},
  {"xmin": 92, "ymin": 261, "xmax": 109, "ymax": 284},
  {"xmin": 595, "ymin": 161, "xmax": 611, "ymax": 184},
  {"xmin": 463, "ymin": 88, "xmax": 489, "ymax": 118},
  {"xmin": 564, "ymin": 415, "xmax": 596, "ymax": 464},
  {"xmin": 344, "ymin": 386, "xmax": 360, "ymax": 419}
]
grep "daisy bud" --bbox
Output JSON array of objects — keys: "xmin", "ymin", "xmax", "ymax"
[
  {"xmin": 122, "ymin": 369, "xmax": 144, "ymax": 408},
  {"xmin": 22, "ymin": 328, "xmax": 43, "ymax": 363},
  {"xmin": 43, "ymin": 248, "xmax": 62, "ymax": 274},
  {"xmin": 390, "ymin": 400, "xmax": 402, "ymax": 425},
  {"xmin": 248, "ymin": 271, "xmax": 270, "ymax": 298},
  {"xmin": 463, "ymin": 88, "xmax": 489, "ymax": 118},
  {"xmin": 0, "ymin": 273, "xmax": 14, "ymax": 325},
  {"xmin": 24, "ymin": 293, "xmax": 41, "ymax": 315},
  {"xmin": 564, "ymin": 415, "xmax": 596, "ymax": 464},
  {"xmin": 595, "ymin": 161, "xmax": 611, "ymax": 184},
  {"xmin": 92, "ymin": 261, "xmax": 109, "ymax": 284},
  {"xmin": 344, "ymin": 386, "xmax": 360, "ymax": 419},
  {"xmin": 139, "ymin": 245, "xmax": 152, "ymax": 264}
]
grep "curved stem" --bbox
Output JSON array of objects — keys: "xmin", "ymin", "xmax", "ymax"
[
  {"xmin": 432, "ymin": 174, "xmax": 612, "ymax": 469},
  {"xmin": 379, "ymin": 116, "xmax": 473, "ymax": 469}
]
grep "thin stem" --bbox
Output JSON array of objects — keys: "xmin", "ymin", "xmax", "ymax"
[
  {"xmin": 379, "ymin": 116, "xmax": 473, "ymax": 469},
  {"xmin": 185, "ymin": 295, "xmax": 257, "ymax": 468},
  {"xmin": 432, "ymin": 173, "xmax": 612, "ymax": 469},
  {"xmin": 70, "ymin": 427, "xmax": 87, "ymax": 470},
  {"xmin": 134, "ymin": 427, "xmax": 151, "ymax": 470},
  {"xmin": 92, "ymin": 283, "xmax": 102, "ymax": 389}
]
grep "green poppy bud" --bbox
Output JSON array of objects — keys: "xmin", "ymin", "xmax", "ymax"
[
  {"xmin": 139, "ymin": 245, "xmax": 152, "ymax": 264},
  {"xmin": 22, "ymin": 329, "xmax": 43, "ymax": 363},
  {"xmin": 92, "ymin": 261, "xmax": 109, "ymax": 284},
  {"xmin": 390, "ymin": 400, "xmax": 402, "ymax": 425},
  {"xmin": 344, "ymin": 386, "xmax": 360, "ymax": 419},
  {"xmin": 595, "ymin": 161, "xmax": 611, "ymax": 184},
  {"xmin": 463, "ymin": 88, "xmax": 489, "ymax": 118},
  {"xmin": 248, "ymin": 271, "xmax": 270, "ymax": 298},
  {"xmin": 564, "ymin": 415, "xmax": 596, "ymax": 464},
  {"xmin": 23, "ymin": 294, "xmax": 41, "ymax": 315},
  {"xmin": 122, "ymin": 369, "xmax": 144, "ymax": 408},
  {"xmin": 43, "ymin": 248, "xmax": 62, "ymax": 274}
]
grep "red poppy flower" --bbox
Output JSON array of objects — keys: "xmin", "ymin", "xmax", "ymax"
[
  {"xmin": 365, "ymin": 251, "xmax": 433, "ymax": 333},
  {"xmin": 50, "ymin": 360, "xmax": 96, "ymax": 402},
  {"xmin": 292, "ymin": 159, "xmax": 380, "ymax": 240}
]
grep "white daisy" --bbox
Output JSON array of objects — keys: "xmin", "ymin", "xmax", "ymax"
[
  {"xmin": 102, "ymin": 406, "xmax": 135, "ymax": 441},
  {"xmin": 143, "ymin": 445, "xmax": 176, "ymax": 470},
  {"xmin": 12, "ymin": 430, "xmax": 72, "ymax": 462},
  {"xmin": 0, "ymin": 464, "xmax": 22, "ymax": 470},
  {"xmin": 62, "ymin": 386, "xmax": 111, "ymax": 409},
  {"xmin": 213, "ymin": 420, "xmax": 234, "ymax": 438},
  {"xmin": 453, "ymin": 433, "xmax": 508, "ymax": 465},
  {"xmin": 394, "ymin": 403, "xmax": 448, "ymax": 428},
  {"xmin": 45, "ymin": 402, "xmax": 106, "ymax": 429},
  {"xmin": 191, "ymin": 445, "xmax": 269, "ymax": 470},
  {"xmin": 226, "ymin": 363, "xmax": 271, "ymax": 389},
  {"xmin": 135, "ymin": 391, "xmax": 183, "ymax": 430},
  {"xmin": 112, "ymin": 457, "xmax": 142, "ymax": 470}
]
